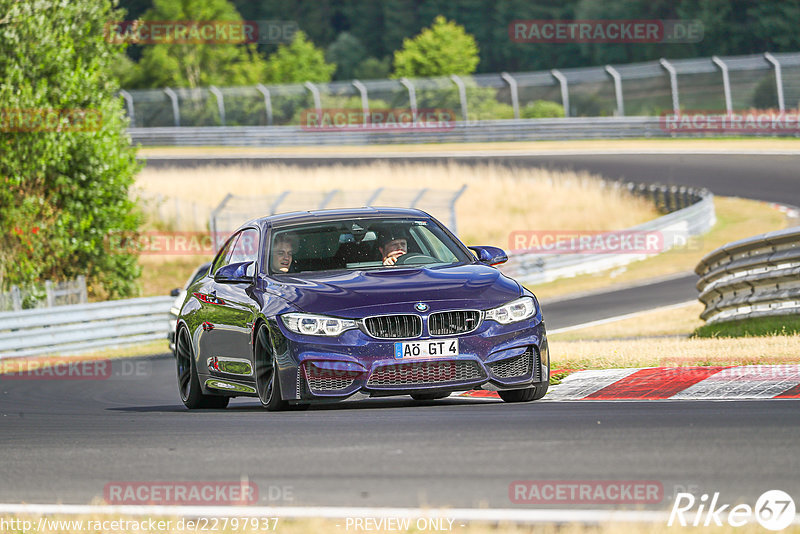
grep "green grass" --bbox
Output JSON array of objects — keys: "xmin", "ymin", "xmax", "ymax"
[{"xmin": 694, "ymin": 315, "xmax": 800, "ymax": 338}]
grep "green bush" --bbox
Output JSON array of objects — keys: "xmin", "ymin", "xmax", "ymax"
[
  {"xmin": 0, "ymin": 0, "xmax": 142, "ymax": 298},
  {"xmin": 521, "ymin": 100, "xmax": 566, "ymax": 119}
]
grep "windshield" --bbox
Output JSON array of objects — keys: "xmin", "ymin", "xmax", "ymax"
[{"xmin": 267, "ymin": 217, "xmax": 471, "ymax": 274}]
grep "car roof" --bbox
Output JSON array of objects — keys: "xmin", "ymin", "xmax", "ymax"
[{"xmin": 242, "ymin": 207, "xmax": 433, "ymax": 230}]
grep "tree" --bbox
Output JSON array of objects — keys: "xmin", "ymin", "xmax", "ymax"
[
  {"xmin": 326, "ymin": 32, "xmax": 367, "ymax": 80},
  {"xmin": 392, "ymin": 16, "xmax": 479, "ymax": 78},
  {"xmin": 0, "ymin": 0, "xmax": 141, "ymax": 298},
  {"xmin": 129, "ymin": 0, "xmax": 267, "ymax": 88},
  {"xmin": 263, "ymin": 31, "xmax": 336, "ymax": 84}
]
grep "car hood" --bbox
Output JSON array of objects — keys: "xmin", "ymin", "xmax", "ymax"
[{"xmin": 264, "ymin": 264, "xmax": 521, "ymax": 316}]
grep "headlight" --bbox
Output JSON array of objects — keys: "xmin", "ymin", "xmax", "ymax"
[
  {"xmin": 485, "ymin": 296, "xmax": 536, "ymax": 324},
  {"xmin": 281, "ymin": 313, "xmax": 357, "ymax": 336}
]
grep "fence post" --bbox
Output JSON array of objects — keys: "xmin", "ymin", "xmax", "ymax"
[
  {"xmin": 319, "ymin": 189, "xmax": 339, "ymax": 209},
  {"xmin": 270, "ymin": 191, "xmax": 290, "ymax": 215},
  {"xmin": 209, "ymin": 86, "xmax": 226, "ymax": 126},
  {"xmin": 45, "ymin": 280, "xmax": 55, "ymax": 307},
  {"xmin": 400, "ymin": 78, "xmax": 418, "ymax": 120},
  {"xmin": 210, "ymin": 193, "xmax": 233, "ymax": 248},
  {"xmin": 450, "ymin": 74, "xmax": 469, "ymax": 121},
  {"xmin": 410, "ymin": 188, "xmax": 428, "ymax": 208},
  {"xmin": 352, "ymin": 80, "xmax": 369, "ymax": 126},
  {"xmin": 366, "ymin": 187, "xmax": 383, "ymax": 206},
  {"xmin": 163, "ymin": 87, "xmax": 180, "ymax": 127},
  {"xmin": 764, "ymin": 52, "xmax": 786, "ymax": 112},
  {"xmin": 551, "ymin": 69, "xmax": 570, "ymax": 117},
  {"xmin": 604, "ymin": 65, "xmax": 625, "ymax": 116},
  {"xmin": 500, "ymin": 72, "xmax": 520, "ymax": 119},
  {"xmin": 119, "ymin": 89, "xmax": 135, "ymax": 127},
  {"xmin": 255, "ymin": 84, "xmax": 273, "ymax": 125},
  {"xmin": 659, "ymin": 59, "xmax": 680, "ymax": 113},
  {"xmin": 449, "ymin": 184, "xmax": 467, "ymax": 235},
  {"xmin": 304, "ymin": 81, "xmax": 322, "ymax": 115},
  {"xmin": 711, "ymin": 56, "xmax": 732, "ymax": 113},
  {"xmin": 77, "ymin": 275, "xmax": 88, "ymax": 304}
]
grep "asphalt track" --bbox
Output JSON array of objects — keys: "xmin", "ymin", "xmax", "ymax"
[
  {"xmin": 2, "ymin": 153, "xmax": 799, "ymax": 510},
  {"xmin": 2, "ymin": 357, "xmax": 800, "ymax": 508}
]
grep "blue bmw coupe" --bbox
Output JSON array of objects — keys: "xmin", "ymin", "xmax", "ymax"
[{"xmin": 175, "ymin": 207, "xmax": 549, "ymax": 410}]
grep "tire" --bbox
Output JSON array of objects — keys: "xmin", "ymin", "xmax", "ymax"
[
  {"xmin": 498, "ymin": 382, "xmax": 549, "ymax": 403},
  {"xmin": 411, "ymin": 393, "xmax": 450, "ymax": 401},
  {"xmin": 176, "ymin": 326, "xmax": 229, "ymax": 409},
  {"xmin": 254, "ymin": 324, "xmax": 291, "ymax": 411}
]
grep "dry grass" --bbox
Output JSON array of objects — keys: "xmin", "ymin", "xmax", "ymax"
[
  {"xmin": 134, "ymin": 162, "xmax": 658, "ymax": 244},
  {"xmin": 549, "ymin": 302, "xmax": 705, "ymax": 341},
  {"xmin": 549, "ymin": 334, "xmax": 800, "ymax": 370},
  {"xmin": 530, "ymin": 197, "xmax": 789, "ymax": 301},
  {"xmin": 3, "ymin": 514, "xmax": 795, "ymax": 534}
]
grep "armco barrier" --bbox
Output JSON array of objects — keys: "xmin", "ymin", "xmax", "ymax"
[
  {"xmin": 695, "ymin": 226, "xmax": 800, "ymax": 324},
  {"xmin": 0, "ymin": 296, "xmax": 173, "ymax": 358},
  {"xmin": 502, "ymin": 184, "xmax": 715, "ymax": 285},
  {"xmin": 127, "ymin": 117, "xmax": 762, "ymax": 147}
]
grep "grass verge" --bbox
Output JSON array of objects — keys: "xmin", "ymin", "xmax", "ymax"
[
  {"xmin": 694, "ymin": 315, "xmax": 800, "ymax": 338},
  {"xmin": 530, "ymin": 197, "xmax": 788, "ymax": 301}
]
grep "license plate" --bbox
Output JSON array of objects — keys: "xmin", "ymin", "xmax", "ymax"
[{"xmin": 394, "ymin": 339, "xmax": 459, "ymax": 359}]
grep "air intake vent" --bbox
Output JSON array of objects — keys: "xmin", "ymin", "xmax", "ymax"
[
  {"xmin": 429, "ymin": 310, "xmax": 481, "ymax": 336},
  {"xmin": 363, "ymin": 314, "xmax": 422, "ymax": 339}
]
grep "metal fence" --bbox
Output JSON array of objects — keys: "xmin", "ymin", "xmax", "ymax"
[
  {"xmin": 0, "ymin": 276, "xmax": 88, "ymax": 312},
  {"xmin": 122, "ymin": 51, "xmax": 800, "ymax": 129},
  {"xmin": 210, "ymin": 186, "xmax": 468, "ymax": 239},
  {"xmin": 502, "ymin": 184, "xmax": 716, "ymax": 285},
  {"xmin": 695, "ymin": 226, "xmax": 800, "ymax": 324},
  {"xmin": 0, "ymin": 296, "xmax": 173, "ymax": 358}
]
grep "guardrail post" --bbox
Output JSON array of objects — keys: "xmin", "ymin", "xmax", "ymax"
[
  {"xmin": 119, "ymin": 89, "xmax": 135, "ymax": 127},
  {"xmin": 77, "ymin": 275, "xmax": 88, "ymax": 304},
  {"xmin": 764, "ymin": 52, "xmax": 786, "ymax": 112},
  {"xmin": 209, "ymin": 86, "xmax": 226, "ymax": 126},
  {"xmin": 659, "ymin": 59, "xmax": 680, "ymax": 113},
  {"xmin": 604, "ymin": 65, "xmax": 625, "ymax": 116},
  {"xmin": 450, "ymin": 74, "xmax": 469, "ymax": 121},
  {"xmin": 304, "ymin": 81, "xmax": 322, "ymax": 116},
  {"xmin": 551, "ymin": 69, "xmax": 569, "ymax": 117},
  {"xmin": 255, "ymin": 84, "xmax": 273, "ymax": 126},
  {"xmin": 500, "ymin": 72, "xmax": 520, "ymax": 120},
  {"xmin": 711, "ymin": 56, "xmax": 732, "ymax": 113},
  {"xmin": 400, "ymin": 77, "xmax": 418, "ymax": 120},
  {"xmin": 352, "ymin": 80, "xmax": 369, "ymax": 126},
  {"xmin": 163, "ymin": 87, "xmax": 180, "ymax": 127},
  {"xmin": 45, "ymin": 280, "xmax": 54, "ymax": 308}
]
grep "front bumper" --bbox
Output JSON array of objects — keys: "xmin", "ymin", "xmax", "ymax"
[{"xmin": 278, "ymin": 317, "xmax": 548, "ymax": 401}]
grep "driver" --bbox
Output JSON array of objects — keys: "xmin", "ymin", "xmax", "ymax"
[
  {"xmin": 270, "ymin": 234, "xmax": 296, "ymax": 273},
  {"xmin": 376, "ymin": 227, "xmax": 409, "ymax": 266}
]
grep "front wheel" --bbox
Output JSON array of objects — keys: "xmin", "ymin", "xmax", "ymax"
[
  {"xmin": 176, "ymin": 327, "xmax": 229, "ymax": 409},
  {"xmin": 498, "ymin": 382, "xmax": 548, "ymax": 403},
  {"xmin": 254, "ymin": 324, "xmax": 291, "ymax": 411}
]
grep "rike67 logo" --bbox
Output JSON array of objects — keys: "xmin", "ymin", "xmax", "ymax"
[{"xmin": 669, "ymin": 490, "xmax": 796, "ymax": 530}]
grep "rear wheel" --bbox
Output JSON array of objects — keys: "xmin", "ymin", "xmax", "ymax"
[
  {"xmin": 254, "ymin": 324, "xmax": 292, "ymax": 411},
  {"xmin": 176, "ymin": 327, "xmax": 229, "ymax": 409},
  {"xmin": 498, "ymin": 382, "xmax": 548, "ymax": 403}
]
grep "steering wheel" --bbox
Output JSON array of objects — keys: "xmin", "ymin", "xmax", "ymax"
[{"xmin": 394, "ymin": 252, "xmax": 438, "ymax": 266}]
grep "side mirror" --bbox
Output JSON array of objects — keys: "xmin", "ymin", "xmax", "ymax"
[
  {"xmin": 468, "ymin": 246, "xmax": 508, "ymax": 266},
  {"xmin": 214, "ymin": 261, "xmax": 255, "ymax": 284},
  {"xmin": 170, "ymin": 288, "xmax": 180, "ymax": 297}
]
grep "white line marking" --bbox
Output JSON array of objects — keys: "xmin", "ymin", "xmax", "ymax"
[
  {"xmin": 548, "ymin": 300, "xmax": 697, "ymax": 335},
  {"xmin": 0, "ymin": 503, "xmax": 672, "ymax": 524}
]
